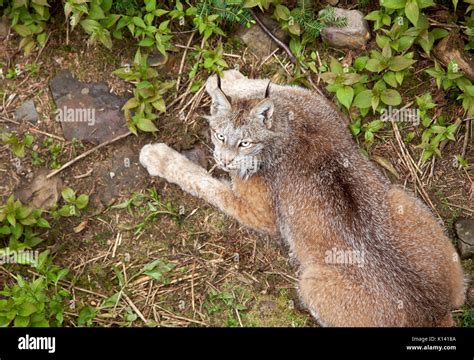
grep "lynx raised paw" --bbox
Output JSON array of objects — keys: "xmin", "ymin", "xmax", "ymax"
[{"xmin": 139, "ymin": 143, "xmax": 179, "ymax": 179}]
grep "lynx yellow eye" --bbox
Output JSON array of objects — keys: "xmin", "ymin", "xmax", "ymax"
[
  {"xmin": 239, "ymin": 141, "xmax": 251, "ymax": 148},
  {"xmin": 215, "ymin": 133, "xmax": 225, "ymax": 142}
]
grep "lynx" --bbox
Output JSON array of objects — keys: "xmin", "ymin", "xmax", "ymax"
[{"xmin": 140, "ymin": 70, "xmax": 465, "ymax": 327}]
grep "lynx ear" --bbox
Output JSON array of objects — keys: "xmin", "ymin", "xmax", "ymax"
[
  {"xmin": 251, "ymin": 98, "xmax": 274, "ymax": 129},
  {"xmin": 207, "ymin": 74, "xmax": 231, "ymax": 116}
]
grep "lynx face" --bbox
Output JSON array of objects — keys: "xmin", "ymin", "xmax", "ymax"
[{"xmin": 205, "ymin": 79, "xmax": 275, "ymax": 178}]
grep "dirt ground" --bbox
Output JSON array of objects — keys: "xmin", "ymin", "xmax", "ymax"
[{"xmin": 1, "ymin": 20, "xmax": 473, "ymax": 327}]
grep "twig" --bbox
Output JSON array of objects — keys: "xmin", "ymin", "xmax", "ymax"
[
  {"xmin": 462, "ymin": 119, "xmax": 470, "ymax": 158},
  {"xmin": 29, "ymin": 127, "xmax": 66, "ymax": 142},
  {"xmin": 175, "ymin": 31, "xmax": 195, "ymax": 96},
  {"xmin": 390, "ymin": 118, "xmax": 440, "ymax": 218},
  {"xmin": 122, "ymin": 292, "xmax": 148, "ymax": 324},
  {"xmin": 46, "ymin": 131, "xmax": 132, "ymax": 179}
]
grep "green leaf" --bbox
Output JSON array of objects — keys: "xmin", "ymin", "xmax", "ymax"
[
  {"xmin": 36, "ymin": 218, "xmax": 50, "ymax": 229},
  {"xmin": 138, "ymin": 38, "xmax": 154, "ymax": 47},
  {"xmin": 16, "ymin": 206, "xmax": 32, "ymax": 220},
  {"xmin": 381, "ymin": 89, "xmax": 402, "ymax": 106},
  {"xmin": 152, "ymin": 98, "xmax": 166, "ymax": 113},
  {"xmin": 11, "ymin": 223, "xmax": 23, "ymax": 240},
  {"xmin": 383, "ymin": 72, "xmax": 398, "ymax": 88},
  {"xmin": 14, "ymin": 316, "xmax": 30, "ymax": 327},
  {"xmin": 136, "ymin": 118, "xmax": 158, "ymax": 132},
  {"xmin": 388, "ymin": 56, "xmax": 416, "ymax": 71},
  {"xmin": 18, "ymin": 303, "xmax": 37, "ymax": 317},
  {"xmin": 75, "ymin": 194, "xmax": 89, "ymax": 209},
  {"xmin": 405, "ymin": 0, "xmax": 419, "ymax": 26},
  {"xmin": 36, "ymin": 250, "xmax": 50, "ymax": 272},
  {"xmin": 381, "ymin": 0, "xmax": 406, "ymax": 9},
  {"xmin": 364, "ymin": 131, "xmax": 374, "ymax": 143},
  {"xmin": 80, "ymin": 19, "xmax": 100, "ymax": 34},
  {"xmin": 145, "ymin": 0, "xmax": 156, "ymax": 12},
  {"xmin": 13, "ymin": 24, "xmax": 32, "ymax": 37},
  {"xmin": 61, "ymin": 187, "xmax": 76, "ymax": 203},
  {"xmin": 353, "ymin": 56, "xmax": 368, "ymax": 71},
  {"xmin": 132, "ymin": 17, "xmax": 146, "ymax": 29},
  {"xmin": 353, "ymin": 90, "xmax": 373, "ymax": 109},
  {"xmin": 336, "ymin": 86, "xmax": 354, "ymax": 109},
  {"xmin": 366, "ymin": 59, "xmax": 383, "ymax": 73},
  {"xmin": 0, "ymin": 225, "xmax": 11, "ymax": 235},
  {"xmin": 58, "ymin": 205, "xmax": 77, "ymax": 217}
]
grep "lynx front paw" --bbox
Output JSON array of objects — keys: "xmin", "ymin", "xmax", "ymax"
[{"xmin": 139, "ymin": 143, "xmax": 178, "ymax": 179}]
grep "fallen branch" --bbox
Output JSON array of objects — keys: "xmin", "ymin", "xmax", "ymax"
[{"xmin": 249, "ymin": 9, "xmax": 296, "ymax": 63}]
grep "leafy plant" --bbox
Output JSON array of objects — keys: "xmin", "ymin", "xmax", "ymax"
[
  {"xmin": 114, "ymin": 49, "xmax": 175, "ymax": 134},
  {"xmin": 1, "ymin": 132, "xmax": 34, "ymax": 158},
  {"xmin": 4, "ymin": 0, "xmax": 50, "ymax": 53},
  {"xmin": 0, "ymin": 250, "xmax": 70, "ymax": 327},
  {"xmin": 112, "ymin": 188, "xmax": 180, "ymax": 234},
  {"xmin": 52, "ymin": 187, "xmax": 89, "ymax": 218},
  {"xmin": 426, "ymin": 60, "xmax": 474, "ymax": 116},
  {"xmin": 353, "ymin": 79, "xmax": 402, "ymax": 113},
  {"xmin": 413, "ymin": 95, "xmax": 459, "ymax": 163},
  {"xmin": 0, "ymin": 196, "xmax": 50, "ymax": 250},
  {"xmin": 320, "ymin": 57, "xmax": 364, "ymax": 110}
]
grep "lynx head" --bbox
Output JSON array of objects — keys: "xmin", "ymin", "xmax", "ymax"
[{"xmin": 204, "ymin": 75, "xmax": 278, "ymax": 178}]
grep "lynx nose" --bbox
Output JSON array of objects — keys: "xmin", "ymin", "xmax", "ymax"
[
  {"xmin": 219, "ymin": 152, "xmax": 235, "ymax": 167},
  {"xmin": 221, "ymin": 156, "xmax": 234, "ymax": 166}
]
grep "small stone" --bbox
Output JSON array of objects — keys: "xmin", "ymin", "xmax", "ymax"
[
  {"xmin": 81, "ymin": 87, "xmax": 90, "ymax": 95},
  {"xmin": 109, "ymin": 172, "xmax": 115, "ymax": 179},
  {"xmin": 320, "ymin": 8, "xmax": 371, "ymax": 50},
  {"xmin": 455, "ymin": 219, "xmax": 474, "ymax": 259},
  {"xmin": 0, "ymin": 16, "xmax": 9, "ymax": 38},
  {"xmin": 15, "ymin": 100, "xmax": 38, "ymax": 124},
  {"xmin": 148, "ymin": 52, "xmax": 168, "ymax": 67},
  {"xmin": 467, "ymin": 286, "xmax": 474, "ymax": 304},
  {"xmin": 14, "ymin": 168, "xmax": 62, "ymax": 210}
]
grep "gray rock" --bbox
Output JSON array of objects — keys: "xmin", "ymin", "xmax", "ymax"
[
  {"xmin": 236, "ymin": 15, "xmax": 290, "ymax": 58},
  {"xmin": 320, "ymin": 8, "xmax": 370, "ymax": 50},
  {"xmin": 15, "ymin": 100, "xmax": 38, "ymax": 124},
  {"xmin": 49, "ymin": 70, "xmax": 130, "ymax": 144},
  {"xmin": 0, "ymin": 16, "xmax": 9, "ymax": 38},
  {"xmin": 147, "ymin": 52, "xmax": 168, "ymax": 67},
  {"xmin": 14, "ymin": 168, "xmax": 62, "ymax": 210},
  {"xmin": 455, "ymin": 219, "xmax": 474, "ymax": 259}
]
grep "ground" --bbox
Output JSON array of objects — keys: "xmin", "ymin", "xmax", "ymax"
[{"xmin": 0, "ymin": 15, "xmax": 473, "ymax": 327}]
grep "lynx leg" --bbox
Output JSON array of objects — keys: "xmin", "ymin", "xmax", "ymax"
[
  {"xmin": 298, "ymin": 265, "xmax": 405, "ymax": 327},
  {"xmin": 140, "ymin": 143, "xmax": 276, "ymax": 234}
]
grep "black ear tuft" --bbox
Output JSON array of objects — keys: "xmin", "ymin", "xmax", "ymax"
[{"xmin": 265, "ymin": 81, "xmax": 271, "ymax": 98}]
